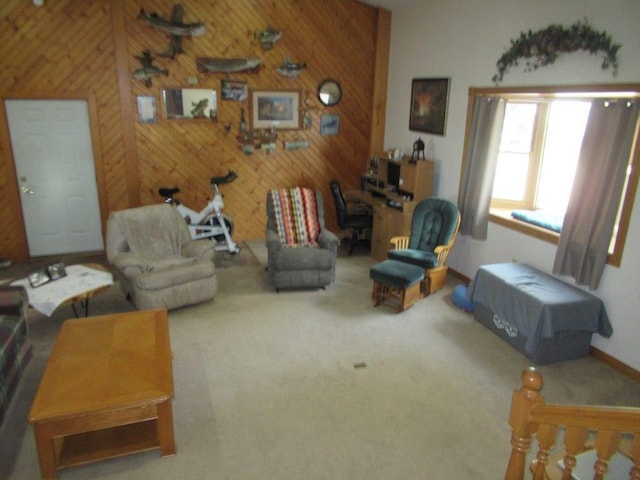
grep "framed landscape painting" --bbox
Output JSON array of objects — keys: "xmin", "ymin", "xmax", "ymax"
[
  {"xmin": 409, "ymin": 78, "xmax": 450, "ymax": 135},
  {"xmin": 249, "ymin": 89, "xmax": 301, "ymax": 129}
]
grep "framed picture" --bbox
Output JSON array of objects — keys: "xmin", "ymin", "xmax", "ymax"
[
  {"xmin": 221, "ymin": 79, "xmax": 248, "ymax": 102},
  {"xmin": 320, "ymin": 114, "xmax": 339, "ymax": 135},
  {"xmin": 409, "ymin": 78, "xmax": 450, "ymax": 135},
  {"xmin": 28, "ymin": 268, "xmax": 50, "ymax": 288},
  {"xmin": 162, "ymin": 88, "xmax": 217, "ymax": 120},
  {"xmin": 137, "ymin": 96, "xmax": 157, "ymax": 124},
  {"xmin": 249, "ymin": 89, "xmax": 301, "ymax": 129},
  {"xmin": 47, "ymin": 262, "xmax": 67, "ymax": 280}
]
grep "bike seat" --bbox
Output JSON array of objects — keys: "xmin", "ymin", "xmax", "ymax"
[
  {"xmin": 158, "ymin": 187, "xmax": 180, "ymax": 197},
  {"xmin": 211, "ymin": 170, "xmax": 237, "ymax": 185}
]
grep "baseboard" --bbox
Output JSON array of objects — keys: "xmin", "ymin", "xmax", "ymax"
[
  {"xmin": 447, "ymin": 268, "xmax": 640, "ymax": 384},
  {"xmin": 448, "ymin": 267, "xmax": 471, "ymax": 284},
  {"xmin": 589, "ymin": 347, "xmax": 640, "ymax": 384}
]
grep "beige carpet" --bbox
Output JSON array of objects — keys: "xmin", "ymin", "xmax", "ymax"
[{"xmin": 1, "ymin": 241, "xmax": 639, "ymax": 479}]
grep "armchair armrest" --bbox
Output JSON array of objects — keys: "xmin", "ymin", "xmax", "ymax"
[
  {"xmin": 318, "ymin": 228, "xmax": 340, "ymax": 252},
  {"xmin": 390, "ymin": 236, "xmax": 410, "ymax": 249},
  {"xmin": 434, "ymin": 242, "xmax": 455, "ymax": 266},
  {"xmin": 111, "ymin": 252, "xmax": 149, "ymax": 277},
  {"xmin": 182, "ymin": 239, "xmax": 215, "ymax": 262},
  {"xmin": 266, "ymin": 229, "xmax": 282, "ymax": 252}
]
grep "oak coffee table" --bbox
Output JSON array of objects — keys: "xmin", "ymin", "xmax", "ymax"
[{"xmin": 28, "ymin": 309, "xmax": 176, "ymax": 479}]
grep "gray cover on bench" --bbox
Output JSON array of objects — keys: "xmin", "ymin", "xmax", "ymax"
[{"xmin": 467, "ymin": 263, "xmax": 612, "ymax": 354}]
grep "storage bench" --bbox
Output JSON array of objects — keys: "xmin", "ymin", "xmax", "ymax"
[{"xmin": 467, "ymin": 263, "xmax": 612, "ymax": 364}]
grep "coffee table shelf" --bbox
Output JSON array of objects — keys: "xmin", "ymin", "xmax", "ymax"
[{"xmin": 55, "ymin": 420, "xmax": 159, "ymax": 469}]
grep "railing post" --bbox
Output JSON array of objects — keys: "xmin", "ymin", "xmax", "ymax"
[{"xmin": 505, "ymin": 367, "xmax": 545, "ymax": 480}]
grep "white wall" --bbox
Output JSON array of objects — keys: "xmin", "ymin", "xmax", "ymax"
[{"xmin": 383, "ymin": 0, "xmax": 640, "ymax": 370}]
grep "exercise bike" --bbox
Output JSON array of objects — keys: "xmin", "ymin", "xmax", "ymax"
[{"xmin": 158, "ymin": 170, "xmax": 241, "ymax": 254}]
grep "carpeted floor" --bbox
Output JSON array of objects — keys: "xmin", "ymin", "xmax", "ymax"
[{"xmin": 1, "ymin": 240, "xmax": 639, "ymax": 479}]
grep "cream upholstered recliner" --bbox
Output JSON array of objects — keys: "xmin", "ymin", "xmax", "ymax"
[{"xmin": 106, "ymin": 204, "xmax": 217, "ymax": 310}]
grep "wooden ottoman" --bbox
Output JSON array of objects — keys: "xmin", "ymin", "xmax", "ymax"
[{"xmin": 370, "ymin": 260, "xmax": 424, "ymax": 312}]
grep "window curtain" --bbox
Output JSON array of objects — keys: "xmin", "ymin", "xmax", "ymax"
[
  {"xmin": 553, "ymin": 99, "xmax": 640, "ymax": 290},
  {"xmin": 457, "ymin": 96, "xmax": 506, "ymax": 240}
]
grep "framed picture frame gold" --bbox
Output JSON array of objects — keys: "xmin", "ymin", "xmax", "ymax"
[
  {"xmin": 249, "ymin": 89, "xmax": 301, "ymax": 129},
  {"xmin": 409, "ymin": 78, "xmax": 450, "ymax": 135}
]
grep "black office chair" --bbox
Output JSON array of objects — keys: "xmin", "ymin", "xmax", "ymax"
[{"xmin": 329, "ymin": 180, "xmax": 373, "ymax": 254}]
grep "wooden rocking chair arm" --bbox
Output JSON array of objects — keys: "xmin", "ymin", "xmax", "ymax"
[{"xmin": 390, "ymin": 236, "xmax": 410, "ymax": 249}]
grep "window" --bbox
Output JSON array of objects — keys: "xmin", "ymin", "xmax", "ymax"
[
  {"xmin": 493, "ymin": 100, "xmax": 591, "ymax": 214},
  {"xmin": 461, "ymin": 84, "xmax": 640, "ymax": 267}
]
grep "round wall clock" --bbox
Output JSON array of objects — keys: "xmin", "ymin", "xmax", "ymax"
[{"xmin": 317, "ymin": 78, "xmax": 342, "ymax": 106}]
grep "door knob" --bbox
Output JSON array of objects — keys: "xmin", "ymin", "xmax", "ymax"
[{"xmin": 21, "ymin": 186, "xmax": 34, "ymax": 194}]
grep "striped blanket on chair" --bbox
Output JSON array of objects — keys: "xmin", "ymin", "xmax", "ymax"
[{"xmin": 270, "ymin": 187, "xmax": 321, "ymax": 247}]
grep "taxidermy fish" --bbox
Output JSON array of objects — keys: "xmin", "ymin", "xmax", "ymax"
[
  {"xmin": 190, "ymin": 99, "xmax": 208, "ymax": 118},
  {"xmin": 138, "ymin": 7, "xmax": 206, "ymax": 36},
  {"xmin": 255, "ymin": 26, "xmax": 282, "ymax": 50},
  {"xmin": 276, "ymin": 57, "xmax": 307, "ymax": 78},
  {"xmin": 158, "ymin": 4, "xmax": 186, "ymax": 58},
  {"xmin": 196, "ymin": 57, "xmax": 262, "ymax": 74},
  {"xmin": 132, "ymin": 50, "xmax": 169, "ymax": 87}
]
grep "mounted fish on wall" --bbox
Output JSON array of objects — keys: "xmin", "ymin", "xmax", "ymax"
[
  {"xmin": 196, "ymin": 57, "xmax": 262, "ymax": 74},
  {"xmin": 132, "ymin": 50, "xmax": 169, "ymax": 87},
  {"xmin": 254, "ymin": 26, "xmax": 282, "ymax": 50},
  {"xmin": 276, "ymin": 57, "xmax": 307, "ymax": 78},
  {"xmin": 138, "ymin": 5, "xmax": 206, "ymax": 58}
]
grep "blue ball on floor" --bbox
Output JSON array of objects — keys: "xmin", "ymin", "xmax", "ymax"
[{"xmin": 452, "ymin": 284, "xmax": 475, "ymax": 313}]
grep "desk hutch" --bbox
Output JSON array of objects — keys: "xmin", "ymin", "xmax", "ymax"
[{"xmin": 348, "ymin": 155, "xmax": 434, "ymax": 261}]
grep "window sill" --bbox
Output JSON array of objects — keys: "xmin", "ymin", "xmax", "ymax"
[
  {"xmin": 489, "ymin": 209, "xmax": 559, "ymax": 245},
  {"xmin": 490, "ymin": 209, "xmax": 620, "ymax": 267}
]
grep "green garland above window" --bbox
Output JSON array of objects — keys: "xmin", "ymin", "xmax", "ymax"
[{"xmin": 492, "ymin": 19, "xmax": 621, "ymax": 83}]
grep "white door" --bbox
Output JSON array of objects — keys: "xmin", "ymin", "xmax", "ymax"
[{"xmin": 5, "ymin": 99, "xmax": 104, "ymax": 256}]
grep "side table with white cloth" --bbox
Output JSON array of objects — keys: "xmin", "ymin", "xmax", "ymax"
[{"xmin": 11, "ymin": 264, "xmax": 113, "ymax": 317}]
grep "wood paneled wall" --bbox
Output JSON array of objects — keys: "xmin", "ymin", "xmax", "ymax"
[{"xmin": 0, "ymin": 0, "xmax": 388, "ymax": 261}]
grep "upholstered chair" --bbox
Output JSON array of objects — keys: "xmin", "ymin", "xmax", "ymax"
[
  {"xmin": 387, "ymin": 198, "xmax": 460, "ymax": 295},
  {"xmin": 106, "ymin": 204, "xmax": 217, "ymax": 310},
  {"xmin": 265, "ymin": 188, "xmax": 339, "ymax": 291}
]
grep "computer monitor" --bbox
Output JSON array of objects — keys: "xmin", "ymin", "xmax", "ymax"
[{"xmin": 387, "ymin": 161, "xmax": 401, "ymax": 189}]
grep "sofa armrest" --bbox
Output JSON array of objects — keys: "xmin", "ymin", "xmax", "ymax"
[
  {"xmin": 111, "ymin": 252, "xmax": 149, "ymax": 277},
  {"xmin": 0, "ymin": 286, "xmax": 28, "ymax": 317},
  {"xmin": 182, "ymin": 239, "xmax": 215, "ymax": 262}
]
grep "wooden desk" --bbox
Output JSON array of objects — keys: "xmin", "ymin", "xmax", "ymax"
[
  {"xmin": 29, "ymin": 309, "xmax": 175, "ymax": 479},
  {"xmin": 346, "ymin": 189, "xmax": 416, "ymax": 261},
  {"xmin": 350, "ymin": 156, "xmax": 434, "ymax": 261}
]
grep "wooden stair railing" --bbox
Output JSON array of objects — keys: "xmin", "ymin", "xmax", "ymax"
[{"xmin": 505, "ymin": 367, "xmax": 640, "ymax": 480}]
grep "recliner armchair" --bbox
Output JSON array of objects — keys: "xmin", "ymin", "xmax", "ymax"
[
  {"xmin": 387, "ymin": 197, "xmax": 460, "ymax": 296},
  {"xmin": 106, "ymin": 204, "xmax": 218, "ymax": 310},
  {"xmin": 266, "ymin": 187, "xmax": 339, "ymax": 291},
  {"xmin": 329, "ymin": 180, "xmax": 373, "ymax": 254}
]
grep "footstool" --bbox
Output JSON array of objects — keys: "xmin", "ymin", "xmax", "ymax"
[{"xmin": 369, "ymin": 259, "xmax": 425, "ymax": 312}]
